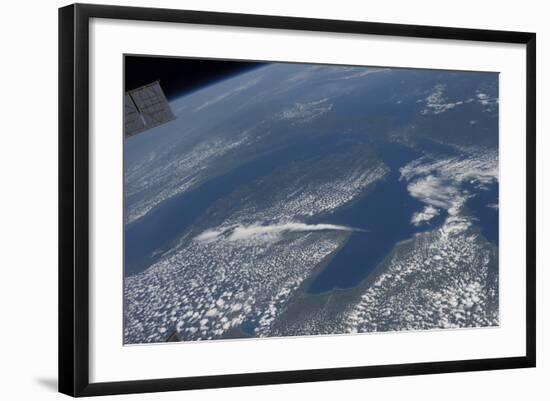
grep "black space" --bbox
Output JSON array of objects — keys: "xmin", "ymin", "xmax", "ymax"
[{"xmin": 124, "ymin": 55, "xmax": 267, "ymax": 99}]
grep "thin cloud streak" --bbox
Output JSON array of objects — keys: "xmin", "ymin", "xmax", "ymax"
[{"xmin": 195, "ymin": 222, "xmax": 366, "ymax": 244}]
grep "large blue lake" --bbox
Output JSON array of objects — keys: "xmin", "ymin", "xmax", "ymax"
[
  {"xmin": 308, "ymin": 142, "xmax": 442, "ymax": 293},
  {"xmin": 125, "ymin": 136, "xmax": 358, "ymax": 276},
  {"xmin": 308, "ymin": 142, "xmax": 498, "ymax": 294},
  {"xmin": 125, "ymin": 139, "xmax": 497, "ymax": 294}
]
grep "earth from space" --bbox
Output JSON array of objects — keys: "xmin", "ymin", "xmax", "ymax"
[{"xmin": 123, "ymin": 63, "xmax": 499, "ymax": 344}]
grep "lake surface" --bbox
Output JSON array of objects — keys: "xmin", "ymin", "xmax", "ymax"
[
  {"xmin": 465, "ymin": 182, "xmax": 499, "ymax": 245},
  {"xmin": 307, "ymin": 142, "xmax": 446, "ymax": 293},
  {"xmin": 308, "ymin": 141, "xmax": 499, "ymax": 294},
  {"xmin": 126, "ymin": 137, "xmax": 498, "ymax": 298},
  {"xmin": 124, "ymin": 136, "xmax": 361, "ymax": 276}
]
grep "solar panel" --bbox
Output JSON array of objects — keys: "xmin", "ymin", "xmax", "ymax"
[{"xmin": 124, "ymin": 81, "xmax": 175, "ymax": 138}]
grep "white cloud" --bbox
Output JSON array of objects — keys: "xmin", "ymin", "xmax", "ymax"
[
  {"xmin": 475, "ymin": 91, "xmax": 498, "ymax": 112},
  {"xmin": 338, "ymin": 68, "xmax": 391, "ymax": 80},
  {"xmin": 411, "ymin": 205, "xmax": 440, "ymax": 226},
  {"xmin": 420, "ymin": 85, "xmax": 498, "ymax": 115},
  {"xmin": 407, "ymin": 175, "xmax": 460, "ymax": 209},
  {"xmin": 421, "ymin": 84, "xmax": 464, "ymax": 115},
  {"xmin": 276, "ymin": 98, "xmax": 333, "ymax": 124},
  {"xmin": 194, "ymin": 228, "xmax": 228, "ymax": 244},
  {"xmin": 195, "ymin": 76, "xmax": 263, "ymax": 111},
  {"xmin": 286, "ymin": 66, "xmax": 324, "ymax": 83},
  {"xmin": 195, "ymin": 221, "xmax": 364, "ymax": 244},
  {"xmin": 126, "ymin": 134, "xmax": 251, "ymax": 225},
  {"xmin": 401, "ymin": 150, "xmax": 498, "ymax": 225},
  {"xmin": 400, "ymin": 152, "xmax": 498, "ymax": 187}
]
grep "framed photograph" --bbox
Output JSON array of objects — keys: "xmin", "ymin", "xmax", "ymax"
[{"xmin": 58, "ymin": 3, "xmax": 536, "ymax": 397}]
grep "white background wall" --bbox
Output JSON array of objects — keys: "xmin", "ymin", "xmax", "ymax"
[{"xmin": 0, "ymin": 0, "xmax": 547, "ymax": 399}]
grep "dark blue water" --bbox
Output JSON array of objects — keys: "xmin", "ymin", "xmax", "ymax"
[
  {"xmin": 465, "ymin": 182, "xmax": 499, "ymax": 245},
  {"xmin": 240, "ymin": 320, "xmax": 258, "ymax": 336},
  {"xmin": 307, "ymin": 142, "xmax": 446, "ymax": 294},
  {"xmin": 124, "ymin": 136, "xmax": 359, "ymax": 276},
  {"xmin": 126, "ymin": 134, "xmax": 497, "ymax": 291}
]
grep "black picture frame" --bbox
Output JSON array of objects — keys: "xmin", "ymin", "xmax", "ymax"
[{"xmin": 59, "ymin": 3, "xmax": 536, "ymax": 397}]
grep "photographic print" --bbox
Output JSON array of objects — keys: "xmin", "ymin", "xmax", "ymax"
[{"xmin": 123, "ymin": 56, "xmax": 499, "ymax": 345}]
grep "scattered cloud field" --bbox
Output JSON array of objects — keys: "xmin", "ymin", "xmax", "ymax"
[{"xmin": 124, "ymin": 63, "xmax": 499, "ymax": 343}]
